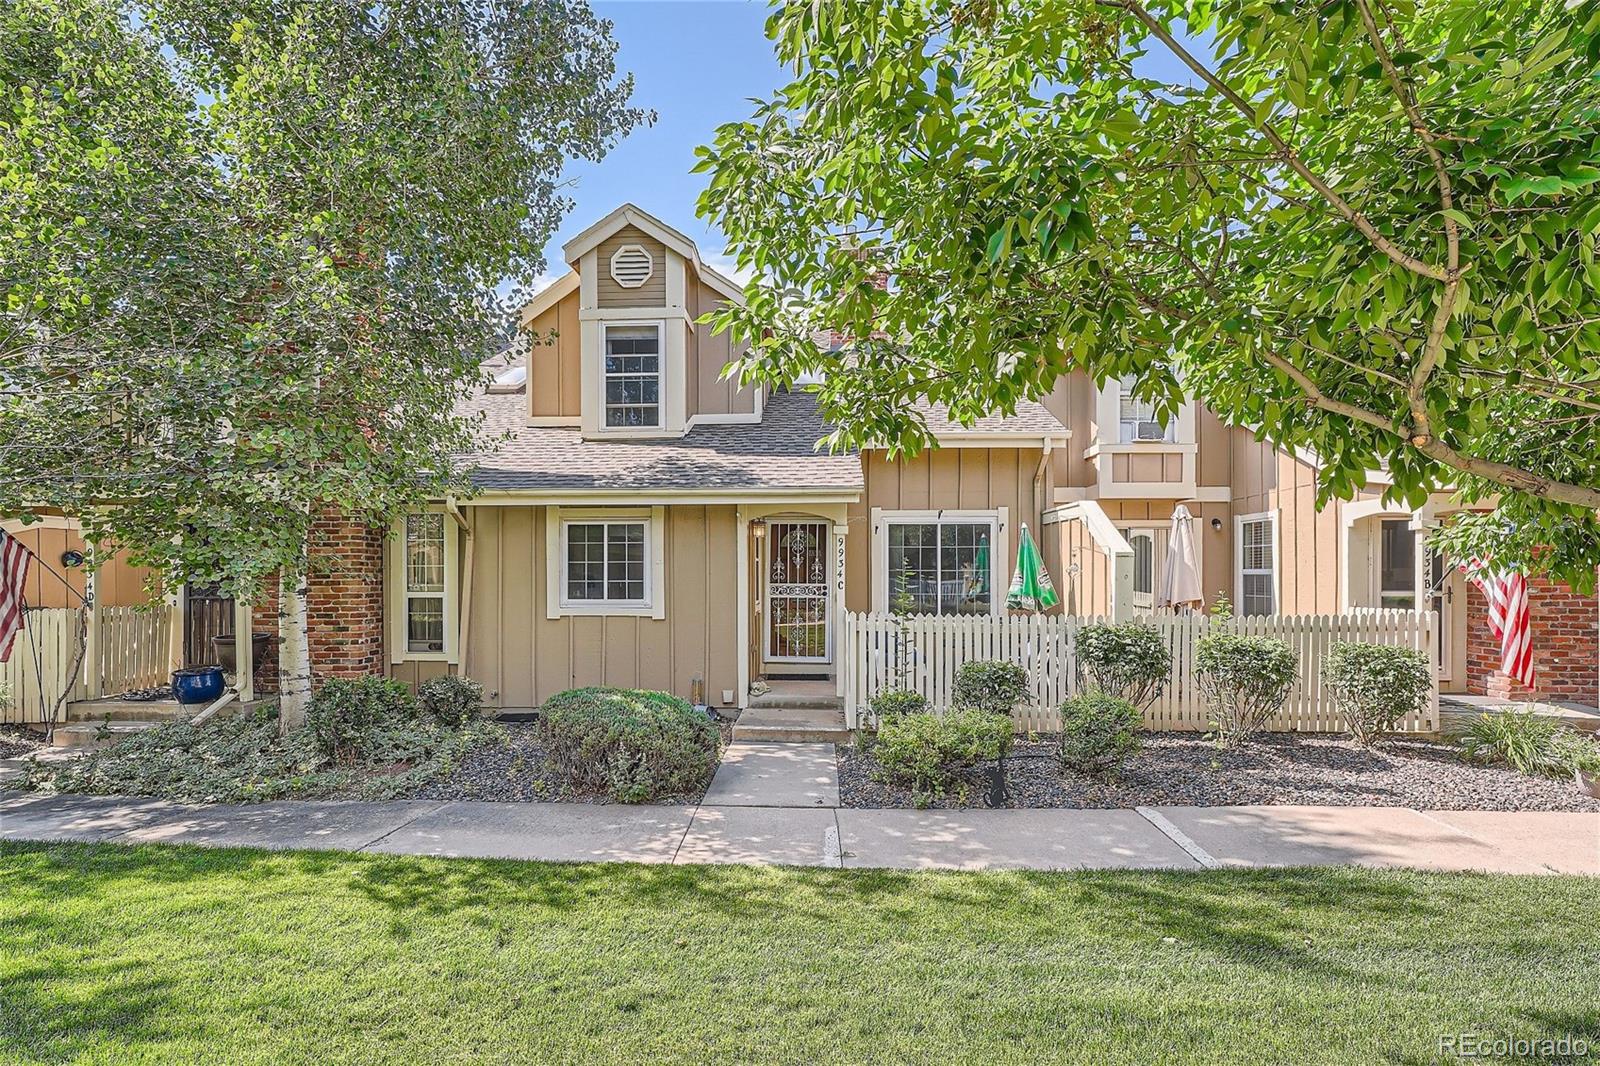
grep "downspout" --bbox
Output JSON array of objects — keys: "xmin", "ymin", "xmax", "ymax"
[
  {"xmin": 1032, "ymin": 437, "xmax": 1056, "ymax": 523},
  {"xmin": 445, "ymin": 498, "xmax": 473, "ymax": 675}
]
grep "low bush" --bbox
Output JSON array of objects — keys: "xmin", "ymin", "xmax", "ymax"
[
  {"xmin": 872, "ymin": 709, "xmax": 1012, "ymax": 793},
  {"xmin": 1458, "ymin": 709, "xmax": 1600, "ymax": 778},
  {"xmin": 1195, "ymin": 634, "xmax": 1297, "ymax": 748},
  {"xmin": 305, "ymin": 676, "xmax": 419, "ymax": 764},
  {"xmin": 1322, "ymin": 642, "xmax": 1433, "ymax": 746},
  {"xmin": 539, "ymin": 687, "xmax": 719, "ymax": 803},
  {"xmin": 951, "ymin": 660, "xmax": 1028, "ymax": 716},
  {"xmin": 1058, "ymin": 692, "xmax": 1142, "ymax": 778},
  {"xmin": 24, "ymin": 704, "xmax": 494, "ymax": 804},
  {"xmin": 418, "ymin": 675, "xmax": 486, "ymax": 727},
  {"xmin": 868, "ymin": 688, "xmax": 928, "ymax": 724},
  {"xmin": 1074, "ymin": 622, "xmax": 1171, "ymax": 709}
]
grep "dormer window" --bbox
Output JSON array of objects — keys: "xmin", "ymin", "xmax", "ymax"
[
  {"xmin": 1118, "ymin": 375, "xmax": 1175, "ymax": 443},
  {"xmin": 603, "ymin": 324, "xmax": 661, "ymax": 428}
]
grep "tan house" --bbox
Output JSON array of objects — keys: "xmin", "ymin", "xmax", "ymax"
[{"xmin": 360, "ymin": 202, "xmax": 1593, "ymax": 713}]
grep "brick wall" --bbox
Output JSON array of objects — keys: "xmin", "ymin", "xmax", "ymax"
[
  {"xmin": 1466, "ymin": 575, "xmax": 1598, "ymax": 705},
  {"xmin": 250, "ymin": 514, "xmax": 386, "ymax": 695}
]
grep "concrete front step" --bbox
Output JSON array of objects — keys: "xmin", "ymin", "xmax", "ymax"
[
  {"xmin": 50, "ymin": 720, "xmax": 168, "ymax": 750},
  {"xmin": 733, "ymin": 705, "xmax": 850, "ymax": 744},
  {"xmin": 67, "ymin": 697, "xmax": 188, "ymax": 723}
]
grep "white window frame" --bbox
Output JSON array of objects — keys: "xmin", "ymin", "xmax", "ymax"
[
  {"xmin": 601, "ymin": 322, "xmax": 663, "ymax": 430},
  {"xmin": 389, "ymin": 508, "xmax": 459, "ymax": 664},
  {"xmin": 870, "ymin": 508, "xmax": 1009, "ymax": 616},
  {"xmin": 1234, "ymin": 510, "xmax": 1279, "ymax": 617},
  {"xmin": 1120, "ymin": 527, "xmax": 1157, "ymax": 610},
  {"xmin": 1377, "ymin": 517, "xmax": 1420, "ymax": 610},
  {"xmin": 545, "ymin": 506, "xmax": 666, "ymax": 619},
  {"xmin": 1117, "ymin": 374, "xmax": 1176, "ymax": 443}
]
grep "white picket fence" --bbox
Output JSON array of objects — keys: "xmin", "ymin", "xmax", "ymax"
[
  {"xmin": 840, "ymin": 609, "xmax": 1438, "ymax": 734},
  {"xmin": 1, "ymin": 604, "xmax": 172, "ymax": 725}
]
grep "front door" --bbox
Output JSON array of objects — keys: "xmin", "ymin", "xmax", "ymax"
[{"xmin": 766, "ymin": 521, "xmax": 831, "ymax": 663}]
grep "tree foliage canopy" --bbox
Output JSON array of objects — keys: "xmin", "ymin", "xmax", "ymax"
[
  {"xmin": 698, "ymin": 0, "xmax": 1600, "ymax": 585},
  {"xmin": 2, "ymin": 0, "xmax": 644, "ymax": 594}
]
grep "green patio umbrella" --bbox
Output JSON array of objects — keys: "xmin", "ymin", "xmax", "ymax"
[{"xmin": 1007, "ymin": 523, "xmax": 1059, "ymax": 612}]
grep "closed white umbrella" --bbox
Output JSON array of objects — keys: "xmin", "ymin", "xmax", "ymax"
[{"xmin": 1160, "ymin": 504, "xmax": 1204, "ymax": 613}]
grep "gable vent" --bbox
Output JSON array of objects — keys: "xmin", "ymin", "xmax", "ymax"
[{"xmin": 609, "ymin": 244, "xmax": 654, "ymax": 289}]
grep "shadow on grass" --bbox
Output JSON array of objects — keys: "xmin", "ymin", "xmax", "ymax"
[{"xmin": 1, "ymin": 840, "xmax": 1595, "ymax": 1064}]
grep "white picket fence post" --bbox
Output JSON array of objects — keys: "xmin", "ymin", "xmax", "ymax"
[{"xmin": 841, "ymin": 609, "xmax": 1439, "ymax": 734}]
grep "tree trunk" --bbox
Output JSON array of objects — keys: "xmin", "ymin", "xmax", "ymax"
[{"xmin": 277, "ymin": 548, "xmax": 313, "ymax": 733}]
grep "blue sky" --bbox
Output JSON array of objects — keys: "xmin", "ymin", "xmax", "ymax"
[
  {"xmin": 543, "ymin": 1, "xmax": 1202, "ymax": 284},
  {"xmin": 539, "ymin": 1, "xmax": 783, "ymax": 282}
]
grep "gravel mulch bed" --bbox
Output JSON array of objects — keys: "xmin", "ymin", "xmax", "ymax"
[
  {"xmin": 408, "ymin": 721, "xmax": 731, "ymax": 805},
  {"xmin": 0, "ymin": 728, "xmax": 44, "ymax": 762},
  {"xmin": 839, "ymin": 732, "xmax": 1600, "ymax": 812}
]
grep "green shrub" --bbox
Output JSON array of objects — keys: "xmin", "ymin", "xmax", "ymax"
[
  {"xmin": 539, "ymin": 687, "xmax": 719, "ymax": 803},
  {"xmin": 1058, "ymin": 692, "xmax": 1142, "ymax": 777},
  {"xmin": 951, "ymin": 660, "xmax": 1028, "ymax": 716},
  {"xmin": 1322, "ymin": 642, "xmax": 1433, "ymax": 746},
  {"xmin": 305, "ymin": 676, "xmax": 419, "ymax": 764},
  {"xmin": 873, "ymin": 709, "xmax": 1012, "ymax": 793},
  {"xmin": 868, "ymin": 688, "xmax": 929, "ymax": 724},
  {"xmin": 418, "ymin": 674, "xmax": 486, "ymax": 727},
  {"xmin": 1458, "ymin": 709, "xmax": 1599, "ymax": 778},
  {"xmin": 1195, "ymin": 634, "xmax": 1297, "ymax": 748},
  {"xmin": 1075, "ymin": 621, "xmax": 1171, "ymax": 709}
]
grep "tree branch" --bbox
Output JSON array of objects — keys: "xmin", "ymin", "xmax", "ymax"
[{"xmin": 1106, "ymin": 0, "xmax": 1449, "ymax": 281}]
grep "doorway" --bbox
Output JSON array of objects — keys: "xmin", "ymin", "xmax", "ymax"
[{"xmin": 764, "ymin": 520, "xmax": 831, "ymax": 666}]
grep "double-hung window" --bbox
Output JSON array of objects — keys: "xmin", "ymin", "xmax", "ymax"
[
  {"xmin": 403, "ymin": 513, "xmax": 447, "ymax": 653},
  {"xmin": 563, "ymin": 520, "xmax": 648, "ymax": 606},
  {"xmin": 1118, "ymin": 374, "xmax": 1175, "ymax": 443},
  {"xmin": 1236, "ymin": 514, "xmax": 1277, "ymax": 616},
  {"xmin": 884, "ymin": 517, "xmax": 998, "ymax": 615},
  {"xmin": 603, "ymin": 325, "xmax": 660, "ymax": 428}
]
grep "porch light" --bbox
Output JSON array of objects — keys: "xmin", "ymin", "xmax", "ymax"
[{"xmin": 751, "ymin": 519, "xmax": 767, "ymax": 540}]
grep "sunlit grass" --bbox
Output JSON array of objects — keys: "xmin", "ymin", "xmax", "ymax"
[{"xmin": 1, "ymin": 842, "xmax": 1595, "ymax": 1064}]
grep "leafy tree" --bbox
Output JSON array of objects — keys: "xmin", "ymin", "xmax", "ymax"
[
  {"xmin": 1, "ymin": 0, "xmax": 645, "ymax": 725},
  {"xmin": 698, "ymin": 0, "xmax": 1600, "ymax": 586}
]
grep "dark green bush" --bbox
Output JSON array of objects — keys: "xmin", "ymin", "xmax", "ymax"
[
  {"xmin": 540, "ymin": 687, "xmax": 720, "ymax": 803},
  {"xmin": 1322, "ymin": 642, "xmax": 1432, "ymax": 746},
  {"xmin": 1058, "ymin": 692, "xmax": 1142, "ymax": 777},
  {"xmin": 868, "ymin": 688, "xmax": 929, "ymax": 724},
  {"xmin": 951, "ymin": 660, "xmax": 1028, "ymax": 716},
  {"xmin": 305, "ymin": 676, "xmax": 419, "ymax": 764},
  {"xmin": 1458, "ymin": 709, "xmax": 1600, "ymax": 778},
  {"xmin": 1194, "ymin": 634, "xmax": 1297, "ymax": 748},
  {"xmin": 873, "ymin": 709, "xmax": 1012, "ymax": 792},
  {"xmin": 1074, "ymin": 621, "xmax": 1171, "ymax": 709},
  {"xmin": 418, "ymin": 674, "xmax": 485, "ymax": 727}
]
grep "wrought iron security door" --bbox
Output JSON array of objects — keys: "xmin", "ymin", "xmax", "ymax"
[{"xmin": 766, "ymin": 521, "xmax": 831, "ymax": 662}]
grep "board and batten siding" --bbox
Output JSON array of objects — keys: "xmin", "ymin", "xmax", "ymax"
[
  {"xmin": 845, "ymin": 447, "xmax": 1048, "ymax": 614},
  {"xmin": 688, "ymin": 271, "xmax": 757, "ymax": 418},
  {"xmin": 595, "ymin": 225, "xmax": 668, "ymax": 309},
  {"xmin": 526, "ymin": 287, "xmax": 582, "ymax": 420},
  {"xmin": 0, "ymin": 520, "xmax": 156, "ymax": 609},
  {"xmin": 390, "ymin": 505, "xmax": 741, "ymax": 710}
]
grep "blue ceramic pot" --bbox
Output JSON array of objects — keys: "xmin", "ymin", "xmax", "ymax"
[{"xmin": 172, "ymin": 667, "xmax": 225, "ymax": 705}]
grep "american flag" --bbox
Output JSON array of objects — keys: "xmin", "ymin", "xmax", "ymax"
[
  {"xmin": 1460, "ymin": 557, "xmax": 1535, "ymax": 689},
  {"xmin": 0, "ymin": 529, "xmax": 33, "ymax": 663}
]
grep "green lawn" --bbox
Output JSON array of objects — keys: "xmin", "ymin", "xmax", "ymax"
[{"xmin": 2, "ymin": 843, "xmax": 1596, "ymax": 1065}]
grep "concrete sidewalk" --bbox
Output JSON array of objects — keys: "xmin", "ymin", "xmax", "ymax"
[{"xmin": 2, "ymin": 790, "xmax": 1595, "ymax": 874}]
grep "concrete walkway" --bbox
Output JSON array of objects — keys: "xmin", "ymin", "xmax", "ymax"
[{"xmin": 2, "ymin": 740, "xmax": 1596, "ymax": 875}]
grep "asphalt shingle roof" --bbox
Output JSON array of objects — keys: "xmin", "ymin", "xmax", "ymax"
[
  {"xmin": 461, "ymin": 387, "xmax": 1067, "ymax": 493},
  {"xmin": 466, "ymin": 388, "xmax": 864, "ymax": 491}
]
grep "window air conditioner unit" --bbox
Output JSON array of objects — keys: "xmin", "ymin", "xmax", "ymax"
[{"xmin": 1134, "ymin": 420, "xmax": 1168, "ymax": 441}]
